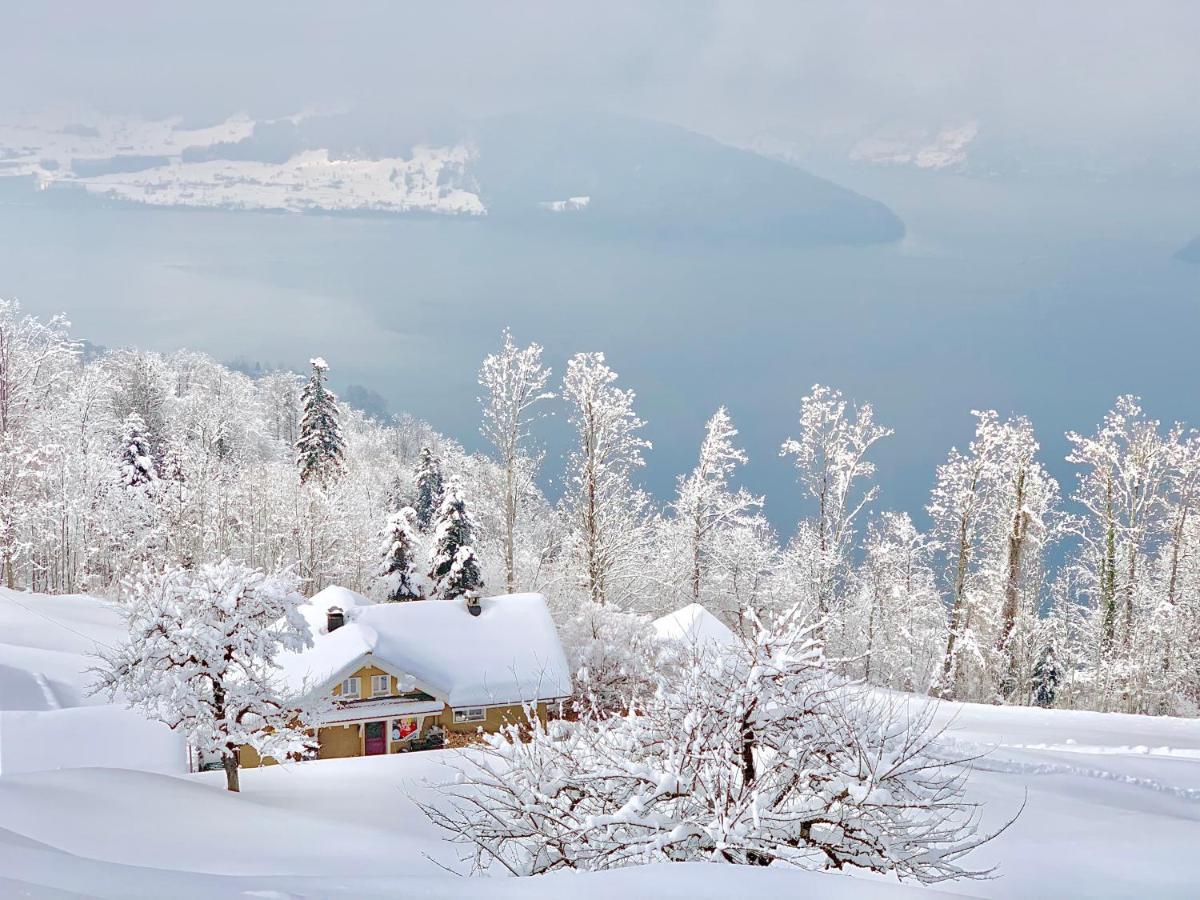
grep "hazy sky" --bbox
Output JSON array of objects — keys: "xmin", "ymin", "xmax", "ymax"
[{"xmin": 4, "ymin": 2, "xmax": 1200, "ymax": 164}]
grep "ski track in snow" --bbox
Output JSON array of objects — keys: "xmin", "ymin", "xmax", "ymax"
[{"xmin": 938, "ymin": 735, "xmax": 1200, "ymax": 804}]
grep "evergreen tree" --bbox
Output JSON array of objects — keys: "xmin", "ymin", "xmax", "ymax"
[
  {"xmin": 414, "ymin": 447, "xmax": 444, "ymax": 531},
  {"xmin": 295, "ymin": 357, "xmax": 344, "ymax": 487},
  {"xmin": 120, "ymin": 412, "xmax": 158, "ymax": 488},
  {"xmin": 429, "ymin": 480, "xmax": 483, "ymax": 601},
  {"xmin": 1031, "ymin": 643, "xmax": 1061, "ymax": 709},
  {"xmin": 379, "ymin": 507, "xmax": 422, "ymax": 601}
]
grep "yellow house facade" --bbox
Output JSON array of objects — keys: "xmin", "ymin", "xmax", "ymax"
[{"xmin": 240, "ymin": 587, "xmax": 571, "ymax": 767}]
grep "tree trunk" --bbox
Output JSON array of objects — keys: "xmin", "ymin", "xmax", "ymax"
[
  {"xmin": 1099, "ymin": 480, "xmax": 1117, "ymax": 656},
  {"xmin": 222, "ymin": 753, "xmax": 240, "ymax": 792},
  {"xmin": 503, "ymin": 463, "xmax": 517, "ymax": 595},
  {"xmin": 939, "ymin": 508, "xmax": 973, "ymax": 697}
]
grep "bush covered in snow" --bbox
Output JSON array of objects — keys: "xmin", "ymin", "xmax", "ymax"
[{"xmin": 422, "ymin": 608, "xmax": 1006, "ymax": 883}]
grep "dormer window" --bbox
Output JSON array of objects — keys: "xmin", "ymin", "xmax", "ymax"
[
  {"xmin": 340, "ymin": 676, "xmax": 361, "ymax": 699},
  {"xmin": 371, "ymin": 674, "xmax": 391, "ymax": 697}
]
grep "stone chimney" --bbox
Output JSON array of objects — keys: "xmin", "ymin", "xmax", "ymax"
[{"xmin": 327, "ymin": 606, "xmax": 345, "ymax": 633}]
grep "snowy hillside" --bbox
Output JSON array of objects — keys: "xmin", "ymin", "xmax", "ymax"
[{"xmin": 0, "ymin": 587, "xmax": 1197, "ymax": 897}]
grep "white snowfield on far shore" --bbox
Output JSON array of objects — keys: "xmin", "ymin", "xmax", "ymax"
[
  {"xmin": 1, "ymin": 587, "xmax": 1198, "ymax": 898},
  {"xmin": 0, "ymin": 111, "xmax": 485, "ymax": 215}
]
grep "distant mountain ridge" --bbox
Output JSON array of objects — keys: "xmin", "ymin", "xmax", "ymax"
[
  {"xmin": 1175, "ymin": 235, "xmax": 1200, "ymax": 263},
  {"xmin": 471, "ymin": 112, "xmax": 904, "ymax": 245}
]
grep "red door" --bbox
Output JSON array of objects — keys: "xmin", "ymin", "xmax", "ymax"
[{"xmin": 364, "ymin": 720, "xmax": 387, "ymax": 755}]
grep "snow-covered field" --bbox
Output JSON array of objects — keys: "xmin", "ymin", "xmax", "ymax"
[{"xmin": 1, "ymin": 587, "xmax": 1197, "ymax": 898}]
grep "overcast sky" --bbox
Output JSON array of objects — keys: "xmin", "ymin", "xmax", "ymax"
[{"xmin": 4, "ymin": 2, "xmax": 1199, "ymax": 164}]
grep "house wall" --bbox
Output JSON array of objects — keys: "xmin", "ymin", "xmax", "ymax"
[
  {"xmin": 333, "ymin": 663, "xmax": 413, "ymax": 699},
  {"xmin": 318, "ymin": 723, "xmax": 362, "ymax": 759},
  {"xmin": 438, "ymin": 701, "xmax": 550, "ymax": 734}
]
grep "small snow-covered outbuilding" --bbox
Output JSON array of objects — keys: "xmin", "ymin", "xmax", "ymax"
[
  {"xmin": 241, "ymin": 587, "xmax": 571, "ymax": 766},
  {"xmin": 652, "ymin": 603, "xmax": 737, "ymax": 653}
]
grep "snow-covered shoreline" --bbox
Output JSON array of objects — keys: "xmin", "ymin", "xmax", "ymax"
[{"xmin": 0, "ymin": 111, "xmax": 485, "ymax": 216}]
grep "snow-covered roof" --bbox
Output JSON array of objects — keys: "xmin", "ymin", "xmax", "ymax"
[
  {"xmin": 277, "ymin": 592, "xmax": 571, "ymax": 708},
  {"xmin": 652, "ymin": 603, "xmax": 737, "ymax": 652}
]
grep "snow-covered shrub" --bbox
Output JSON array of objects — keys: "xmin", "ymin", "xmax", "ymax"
[
  {"xmin": 93, "ymin": 560, "xmax": 319, "ymax": 791},
  {"xmin": 423, "ymin": 608, "xmax": 1006, "ymax": 883},
  {"xmin": 555, "ymin": 600, "xmax": 658, "ymax": 714}
]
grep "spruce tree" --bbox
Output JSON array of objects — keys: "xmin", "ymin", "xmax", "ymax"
[
  {"xmin": 414, "ymin": 447, "xmax": 444, "ymax": 531},
  {"xmin": 295, "ymin": 357, "xmax": 345, "ymax": 487},
  {"xmin": 120, "ymin": 412, "xmax": 158, "ymax": 488},
  {"xmin": 1031, "ymin": 643, "xmax": 1061, "ymax": 708},
  {"xmin": 379, "ymin": 507, "xmax": 422, "ymax": 601},
  {"xmin": 429, "ymin": 480, "xmax": 483, "ymax": 601}
]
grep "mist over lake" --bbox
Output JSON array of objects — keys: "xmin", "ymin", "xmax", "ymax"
[{"xmin": 4, "ymin": 167, "xmax": 1199, "ymax": 531}]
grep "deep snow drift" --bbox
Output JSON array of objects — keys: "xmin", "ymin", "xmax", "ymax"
[{"xmin": 1, "ymin": 587, "xmax": 1197, "ymax": 898}]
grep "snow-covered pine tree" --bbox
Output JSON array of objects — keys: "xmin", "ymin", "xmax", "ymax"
[
  {"xmin": 92, "ymin": 560, "xmax": 317, "ymax": 791},
  {"xmin": 414, "ymin": 447, "xmax": 445, "ymax": 532},
  {"xmin": 295, "ymin": 357, "xmax": 344, "ymax": 487},
  {"xmin": 119, "ymin": 412, "xmax": 158, "ymax": 488},
  {"xmin": 1031, "ymin": 642, "xmax": 1061, "ymax": 708},
  {"xmin": 429, "ymin": 479, "xmax": 483, "ymax": 601},
  {"xmin": 378, "ymin": 506, "xmax": 423, "ymax": 601}
]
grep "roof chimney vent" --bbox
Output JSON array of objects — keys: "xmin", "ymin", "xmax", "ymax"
[
  {"xmin": 327, "ymin": 606, "xmax": 345, "ymax": 633},
  {"xmin": 466, "ymin": 595, "xmax": 482, "ymax": 617}
]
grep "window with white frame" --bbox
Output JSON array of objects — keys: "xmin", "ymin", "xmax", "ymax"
[
  {"xmin": 371, "ymin": 674, "xmax": 391, "ymax": 697},
  {"xmin": 340, "ymin": 676, "xmax": 361, "ymax": 699},
  {"xmin": 453, "ymin": 707, "xmax": 486, "ymax": 723}
]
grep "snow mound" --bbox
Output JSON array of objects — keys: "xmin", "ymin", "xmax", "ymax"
[
  {"xmin": 0, "ymin": 588, "xmax": 186, "ymax": 776},
  {"xmin": 0, "ymin": 760, "xmax": 958, "ymax": 898}
]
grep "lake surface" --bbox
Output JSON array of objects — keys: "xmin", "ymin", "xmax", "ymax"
[{"xmin": 3, "ymin": 170, "xmax": 1199, "ymax": 532}]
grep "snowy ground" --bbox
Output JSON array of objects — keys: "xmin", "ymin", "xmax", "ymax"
[{"xmin": 1, "ymin": 588, "xmax": 1198, "ymax": 898}]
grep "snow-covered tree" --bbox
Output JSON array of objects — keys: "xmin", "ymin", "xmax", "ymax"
[
  {"xmin": 423, "ymin": 607, "xmax": 1006, "ymax": 882},
  {"xmin": 780, "ymin": 385, "xmax": 891, "ymax": 623},
  {"xmin": 1063, "ymin": 396, "xmax": 1175, "ymax": 711},
  {"xmin": 843, "ymin": 512, "xmax": 945, "ymax": 692},
  {"xmin": 429, "ymin": 479, "xmax": 484, "ymax": 601},
  {"xmin": 671, "ymin": 407, "xmax": 763, "ymax": 604},
  {"xmin": 378, "ymin": 506, "xmax": 423, "ymax": 601},
  {"xmin": 119, "ymin": 412, "xmax": 158, "ymax": 488},
  {"xmin": 295, "ymin": 357, "xmax": 344, "ymax": 487},
  {"xmin": 479, "ymin": 329, "xmax": 554, "ymax": 594},
  {"xmin": 414, "ymin": 446, "xmax": 445, "ymax": 532},
  {"xmin": 0, "ymin": 299, "xmax": 77, "ymax": 589},
  {"xmin": 928, "ymin": 411, "xmax": 1061, "ymax": 702},
  {"xmin": 561, "ymin": 353, "xmax": 653, "ymax": 607},
  {"xmin": 93, "ymin": 560, "xmax": 317, "ymax": 791}
]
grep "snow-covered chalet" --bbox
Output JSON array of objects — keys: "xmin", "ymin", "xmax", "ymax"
[{"xmin": 239, "ymin": 586, "xmax": 572, "ymax": 766}]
